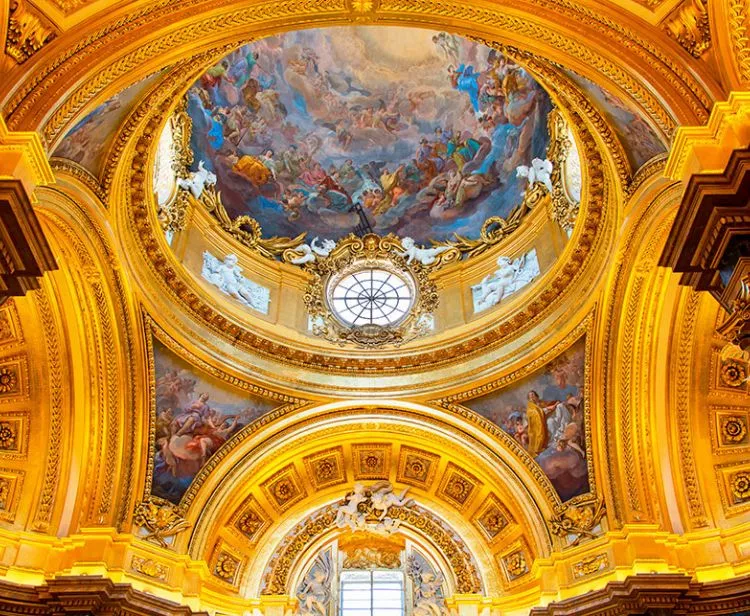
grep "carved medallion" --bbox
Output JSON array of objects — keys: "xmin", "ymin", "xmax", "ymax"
[
  {"xmin": 304, "ymin": 447, "xmax": 346, "ymax": 489},
  {"xmin": 397, "ymin": 446, "xmax": 439, "ymax": 488},
  {"xmin": 730, "ymin": 471, "xmax": 750, "ymax": 504},
  {"xmin": 261, "ymin": 465, "xmax": 307, "ymax": 512},
  {"xmin": 352, "ymin": 444, "xmax": 391, "ymax": 480},
  {"xmin": 473, "ymin": 494, "xmax": 512, "ymax": 541},
  {"xmin": 437, "ymin": 463, "xmax": 481, "ymax": 510}
]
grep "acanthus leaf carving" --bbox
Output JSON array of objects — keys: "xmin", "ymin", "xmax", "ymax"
[
  {"xmin": 133, "ymin": 498, "xmax": 191, "ymax": 548},
  {"xmin": 5, "ymin": 0, "xmax": 57, "ymax": 64}
]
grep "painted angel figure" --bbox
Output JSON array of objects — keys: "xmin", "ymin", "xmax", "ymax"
[
  {"xmin": 399, "ymin": 237, "xmax": 450, "ymax": 266},
  {"xmin": 177, "ymin": 160, "xmax": 217, "ymax": 199},
  {"xmin": 516, "ymin": 158, "xmax": 553, "ymax": 194},
  {"xmin": 289, "ymin": 237, "xmax": 336, "ymax": 265}
]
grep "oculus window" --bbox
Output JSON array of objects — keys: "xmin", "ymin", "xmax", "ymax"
[{"xmin": 329, "ymin": 268, "xmax": 413, "ymax": 327}]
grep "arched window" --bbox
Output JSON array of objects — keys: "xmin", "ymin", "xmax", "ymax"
[{"xmin": 296, "ymin": 541, "xmax": 447, "ymax": 616}]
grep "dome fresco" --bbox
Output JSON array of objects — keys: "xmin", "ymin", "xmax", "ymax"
[{"xmin": 185, "ymin": 27, "xmax": 557, "ymax": 245}]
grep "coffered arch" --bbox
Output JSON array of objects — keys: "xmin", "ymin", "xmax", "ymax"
[{"xmin": 181, "ymin": 401, "xmax": 565, "ymax": 598}]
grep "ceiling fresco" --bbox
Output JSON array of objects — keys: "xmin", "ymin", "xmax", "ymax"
[
  {"xmin": 151, "ymin": 339, "xmax": 279, "ymax": 504},
  {"xmin": 185, "ymin": 27, "xmax": 556, "ymax": 245},
  {"xmin": 464, "ymin": 337, "xmax": 588, "ymax": 502},
  {"xmin": 560, "ymin": 69, "xmax": 666, "ymax": 172},
  {"xmin": 52, "ymin": 72, "xmax": 164, "ymax": 177}
]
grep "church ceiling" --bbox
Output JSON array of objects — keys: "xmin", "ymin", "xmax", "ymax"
[
  {"xmin": 3, "ymin": 0, "xmax": 750, "ymax": 613},
  {"xmin": 184, "ymin": 27, "xmax": 558, "ymax": 246}
]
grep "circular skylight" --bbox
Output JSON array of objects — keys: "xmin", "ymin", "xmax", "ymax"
[{"xmin": 329, "ymin": 268, "xmax": 414, "ymax": 327}]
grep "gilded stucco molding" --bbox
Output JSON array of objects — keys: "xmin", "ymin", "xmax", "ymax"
[
  {"xmin": 36, "ymin": 184, "xmax": 140, "ymax": 529},
  {"xmin": 665, "ymin": 92, "xmax": 750, "ymax": 185},
  {"xmin": 5, "ymin": 0, "xmax": 58, "ymax": 64},
  {"xmin": 30, "ymin": 286, "xmax": 64, "ymax": 531},
  {"xmin": 597, "ymin": 180, "xmax": 680, "ymax": 526},
  {"xmin": 674, "ymin": 289, "xmax": 708, "ymax": 527},
  {"xmin": 729, "ymin": 0, "xmax": 750, "ymax": 83},
  {"xmin": 625, "ymin": 154, "xmax": 669, "ymax": 201},
  {"xmin": 260, "ymin": 500, "xmax": 483, "ymax": 595},
  {"xmin": 50, "ymin": 158, "xmax": 107, "ymax": 203},
  {"xmin": 187, "ymin": 409, "xmax": 555, "ymax": 563},
  {"xmin": 663, "ymin": 0, "xmax": 711, "ymax": 58}
]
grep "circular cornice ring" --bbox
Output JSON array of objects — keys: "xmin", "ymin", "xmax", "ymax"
[{"xmin": 118, "ymin": 53, "xmax": 610, "ymax": 374}]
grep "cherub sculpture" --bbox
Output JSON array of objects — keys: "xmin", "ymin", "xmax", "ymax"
[
  {"xmin": 289, "ymin": 237, "xmax": 336, "ymax": 265},
  {"xmin": 369, "ymin": 481, "xmax": 412, "ymax": 519},
  {"xmin": 177, "ymin": 160, "xmax": 217, "ymax": 199},
  {"xmin": 334, "ymin": 483, "xmax": 368, "ymax": 532},
  {"xmin": 201, "ymin": 252, "xmax": 269, "ymax": 312},
  {"xmin": 399, "ymin": 237, "xmax": 450, "ymax": 266},
  {"xmin": 297, "ymin": 551, "xmax": 332, "ymax": 616},
  {"xmin": 516, "ymin": 158, "xmax": 553, "ymax": 194},
  {"xmin": 472, "ymin": 251, "xmax": 540, "ymax": 313}
]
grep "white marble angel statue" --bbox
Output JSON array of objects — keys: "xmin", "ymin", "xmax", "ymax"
[
  {"xmin": 407, "ymin": 555, "xmax": 448, "ymax": 616},
  {"xmin": 472, "ymin": 250, "xmax": 540, "ymax": 313},
  {"xmin": 201, "ymin": 252, "xmax": 270, "ymax": 313},
  {"xmin": 177, "ymin": 160, "xmax": 217, "ymax": 199},
  {"xmin": 297, "ymin": 550, "xmax": 332, "ymax": 616},
  {"xmin": 399, "ymin": 237, "xmax": 450, "ymax": 266},
  {"xmin": 289, "ymin": 237, "xmax": 336, "ymax": 265},
  {"xmin": 516, "ymin": 158, "xmax": 553, "ymax": 194},
  {"xmin": 334, "ymin": 483, "xmax": 368, "ymax": 532},
  {"xmin": 369, "ymin": 481, "xmax": 412, "ymax": 519}
]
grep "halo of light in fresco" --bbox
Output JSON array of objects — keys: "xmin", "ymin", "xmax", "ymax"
[{"xmin": 186, "ymin": 27, "xmax": 555, "ymax": 244}]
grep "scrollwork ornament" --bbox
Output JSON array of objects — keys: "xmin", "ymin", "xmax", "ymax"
[
  {"xmin": 664, "ymin": 0, "xmax": 711, "ymax": 58},
  {"xmin": 133, "ymin": 499, "xmax": 191, "ymax": 548},
  {"xmin": 546, "ymin": 108, "xmax": 580, "ymax": 231},
  {"xmin": 170, "ymin": 97, "xmax": 194, "ymax": 178},
  {"xmin": 549, "ymin": 499, "xmax": 606, "ymax": 547},
  {"xmin": 199, "ymin": 187, "xmax": 307, "ymax": 259}
]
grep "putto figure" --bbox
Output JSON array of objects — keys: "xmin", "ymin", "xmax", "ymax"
[
  {"xmin": 334, "ymin": 482, "xmax": 412, "ymax": 534},
  {"xmin": 201, "ymin": 252, "xmax": 270, "ymax": 313},
  {"xmin": 176, "ymin": 160, "xmax": 216, "ymax": 199},
  {"xmin": 472, "ymin": 250, "xmax": 540, "ymax": 313},
  {"xmin": 398, "ymin": 237, "xmax": 451, "ymax": 266},
  {"xmin": 289, "ymin": 237, "xmax": 336, "ymax": 265}
]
